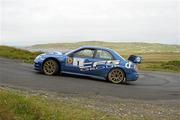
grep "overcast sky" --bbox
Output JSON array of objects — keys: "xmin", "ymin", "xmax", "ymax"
[{"xmin": 0, "ymin": 0, "xmax": 180, "ymax": 46}]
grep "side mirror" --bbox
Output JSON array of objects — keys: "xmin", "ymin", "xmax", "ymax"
[
  {"xmin": 128, "ymin": 55, "xmax": 142, "ymax": 64},
  {"xmin": 68, "ymin": 53, "xmax": 74, "ymax": 57}
]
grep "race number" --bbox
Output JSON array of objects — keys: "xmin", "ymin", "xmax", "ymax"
[{"xmin": 73, "ymin": 58, "xmax": 85, "ymax": 67}]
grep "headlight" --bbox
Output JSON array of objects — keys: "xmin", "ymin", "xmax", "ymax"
[{"xmin": 34, "ymin": 55, "xmax": 44, "ymax": 62}]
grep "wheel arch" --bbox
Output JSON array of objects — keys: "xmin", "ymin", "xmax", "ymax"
[
  {"xmin": 42, "ymin": 57, "xmax": 61, "ymax": 71},
  {"xmin": 106, "ymin": 67, "xmax": 126, "ymax": 80}
]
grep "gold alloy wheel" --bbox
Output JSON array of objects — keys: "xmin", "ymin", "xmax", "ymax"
[
  {"xmin": 108, "ymin": 68, "xmax": 124, "ymax": 84},
  {"xmin": 43, "ymin": 60, "xmax": 58, "ymax": 75}
]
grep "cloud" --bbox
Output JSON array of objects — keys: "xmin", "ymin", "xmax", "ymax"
[{"xmin": 0, "ymin": 0, "xmax": 179, "ymax": 46}]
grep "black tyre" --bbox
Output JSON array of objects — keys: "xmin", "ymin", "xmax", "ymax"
[
  {"xmin": 108, "ymin": 68, "xmax": 125, "ymax": 84},
  {"xmin": 43, "ymin": 59, "xmax": 59, "ymax": 75}
]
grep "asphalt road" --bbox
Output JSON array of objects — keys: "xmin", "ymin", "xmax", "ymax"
[{"xmin": 0, "ymin": 58, "xmax": 180, "ymax": 100}]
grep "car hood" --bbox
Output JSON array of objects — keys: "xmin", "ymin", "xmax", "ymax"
[
  {"xmin": 38, "ymin": 51, "xmax": 64, "ymax": 58},
  {"xmin": 46, "ymin": 51, "xmax": 63, "ymax": 55},
  {"xmin": 34, "ymin": 51, "xmax": 65, "ymax": 62}
]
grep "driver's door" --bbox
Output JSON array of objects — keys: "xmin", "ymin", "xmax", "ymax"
[{"xmin": 63, "ymin": 48, "xmax": 95, "ymax": 74}]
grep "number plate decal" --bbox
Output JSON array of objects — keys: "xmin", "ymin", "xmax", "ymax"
[{"xmin": 73, "ymin": 58, "xmax": 85, "ymax": 67}]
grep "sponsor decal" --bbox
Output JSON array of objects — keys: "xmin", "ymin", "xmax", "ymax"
[
  {"xmin": 67, "ymin": 57, "xmax": 120, "ymax": 71},
  {"xmin": 125, "ymin": 62, "xmax": 132, "ymax": 69},
  {"xmin": 80, "ymin": 60, "xmax": 120, "ymax": 71},
  {"xmin": 67, "ymin": 57, "xmax": 73, "ymax": 64},
  {"xmin": 136, "ymin": 57, "xmax": 141, "ymax": 63}
]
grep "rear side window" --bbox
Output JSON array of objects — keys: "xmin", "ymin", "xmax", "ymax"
[
  {"xmin": 95, "ymin": 50, "xmax": 113, "ymax": 60},
  {"xmin": 73, "ymin": 49, "xmax": 94, "ymax": 58}
]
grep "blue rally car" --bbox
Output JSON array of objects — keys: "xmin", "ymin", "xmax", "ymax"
[{"xmin": 34, "ymin": 46, "xmax": 142, "ymax": 84}]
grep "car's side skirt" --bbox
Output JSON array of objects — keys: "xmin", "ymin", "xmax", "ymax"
[{"xmin": 61, "ymin": 71, "xmax": 106, "ymax": 80}]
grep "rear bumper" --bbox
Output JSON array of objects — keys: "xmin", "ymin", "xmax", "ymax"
[{"xmin": 126, "ymin": 72, "xmax": 139, "ymax": 81}]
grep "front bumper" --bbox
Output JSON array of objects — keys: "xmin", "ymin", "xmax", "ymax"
[{"xmin": 34, "ymin": 62, "xmax": 42, "ymax": 71}]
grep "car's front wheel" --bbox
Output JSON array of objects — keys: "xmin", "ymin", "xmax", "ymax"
[
  {"xmin": 108, "ymin": 68, "xmax": 125, "ymax": 84},
  {"xmin": 43, "ymin": 59, "xmax": 59, "ymax": 75}
]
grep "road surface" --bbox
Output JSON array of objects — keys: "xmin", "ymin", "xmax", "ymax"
[{"xmin": 0, "ymin": 58, "xmax": 180, "ymax": 100}]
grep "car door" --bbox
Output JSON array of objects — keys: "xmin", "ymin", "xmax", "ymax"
[
  {"xmin": 63, "ymin": 48, "xmax": 95, "ymax": 74},
  {"xmin": 90, "ymin": 49, "xmax": 115, "ymax": 77}
]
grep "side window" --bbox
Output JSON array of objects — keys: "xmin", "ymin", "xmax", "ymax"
[
  {"xmin": 73, "ymin": 49, "xmax": 94, "ymax": 58},
  {"xmin": 95, "ymin": 50, "xmax": 113, "ymax": 60}
]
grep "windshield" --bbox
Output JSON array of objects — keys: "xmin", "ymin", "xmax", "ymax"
[
  {"xmin": 62, "ymin": 50, "xmax": 71, "ymax": 54},
  {"xmin": 64, "ymin": 48, "xmax": 80, "ymax": 56}
]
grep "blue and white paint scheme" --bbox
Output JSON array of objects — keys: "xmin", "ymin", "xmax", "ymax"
[{"xmin": 34, "ymin": 46, "xmax": 142, "ymax": 83}]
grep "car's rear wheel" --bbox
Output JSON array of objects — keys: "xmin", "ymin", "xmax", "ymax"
[
  {"xmin": 43, "ymin": 59, "xmax": 59, "ymax": 75},
  {"xmin": 108, "ymin": 68, "xmax": 125, "ymax": 84}
]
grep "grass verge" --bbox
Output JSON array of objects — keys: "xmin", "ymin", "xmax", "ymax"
[
  {"xmin": 0, "ymin": 88, "xmax": 179, "ymax": 120},
  {"xmin": 0, "ymin": 46, "xmax": 41, "ymax": 63},
  {"xmin": 0, "ymin": 89, "xmax": 118, "ymax": 120}
]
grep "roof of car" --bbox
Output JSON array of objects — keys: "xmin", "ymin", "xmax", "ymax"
[{"xmin": 79, "ymin": 46, "xmax": 113, "ymax": 51}]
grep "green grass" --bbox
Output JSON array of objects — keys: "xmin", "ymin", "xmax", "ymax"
[
  {"xmin": 0, "ymin": 90, "xmax": 118, "ymax": 120},
  {"xmin": 0, "ymin": 89, "xmax": 179, "ymax": 120},
  {"xmin": 161, "ymin": 61, "xmax": 180, "ymax": 71},
  {"xmin": 0, "ymin": 46, "xmax": 42, "ymax": 63},
  {"xmin": 136, "ymin": 53, "xmax": 180, "ymax": 72}
]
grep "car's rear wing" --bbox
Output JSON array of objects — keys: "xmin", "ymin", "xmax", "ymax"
[{"xmin": 128, "ymin": 55, "xmax": 142, "ymax": 64}]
